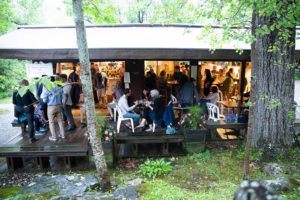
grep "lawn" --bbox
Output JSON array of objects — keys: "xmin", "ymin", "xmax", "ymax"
[{"xmin": 111, "ymin": 146, "xmax": 300, "ymax": 200}]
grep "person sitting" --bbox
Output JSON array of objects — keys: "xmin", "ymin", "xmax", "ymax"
[
  {"xmin": 163, "ymin": 94, "xmax": 176, "ymax": 134},
  {"xmin": 199, "ymin": 85, "xmax": 219, "ymax": 114},
  {"xmin": 117, "ymin": 89, "xmax": 140, "ymax": 126},
  {"xmin": 136, "ymin": 89, "xmax": 165, "ymax": 131},
  {"xmin": 177, "ymin": 75, "xmax": 200, "ymax": 107},
  {"xmin": 34, "ymin": 102, "xmax": 48, "ymax": 133}
]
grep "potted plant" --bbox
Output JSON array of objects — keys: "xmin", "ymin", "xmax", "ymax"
[
  {"xmin": 177, "ymin": 106, "xmax": 207, "ymax": 153},
  {"xmin": 96, "ymin": 115, "xmax": 115, "ymax": 154}
]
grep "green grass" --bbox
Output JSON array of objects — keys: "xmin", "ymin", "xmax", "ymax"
[
  {"xmin": 0, "ymin": 186, "xmax": 21, "ymax": 198},
  {"xmin": 111, "ymin": 146, "xmax": 300, "ymax": 200},
  {"xmin": 0, "ymin": 97, "xmax": 11, "ymax": 104}
]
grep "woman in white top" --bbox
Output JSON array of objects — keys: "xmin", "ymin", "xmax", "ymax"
[{"xmin": 117, "ymin": 89, "xmax": 140, "ymax": 125}]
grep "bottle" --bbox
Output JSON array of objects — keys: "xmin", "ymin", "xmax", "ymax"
[{"xmin": 234, "ymin": 114, "xmax": 238, "ymax": 123}]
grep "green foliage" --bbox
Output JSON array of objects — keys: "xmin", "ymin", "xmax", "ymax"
[
  {"xmin": 178, "ymin": 106, "xmax": 204, "ymax": 129},
  {"xmin": 0, "ymin": 59, "xmax": 26, "ymax": 99},
  {"xmin": 0, "ymin": 97, "xmax": 11, "ymax": 103},
  {"xmin": 267, "ymin": 98, "xmax": 282, "ymax": 110},
  {"xmin": 0, "ymin": 186, "xmax": 21, "ymax": 198},
  {"xmin": 149, "ymin": 0, "xmax": 202, "ymax": 24},
  {"xmin": 96, "ymin": 114, "xmax": 115, "ymax": 142},
  {"xmin": 83, "ymin": 0, "xmax": 119, "ymax": 24},
  {"xmin": 64, "ymin": 0, "xmax": 119, "ymax": 24},
  {"xmin": 0, "ymin": 0, "xmax": 12, "ymax": 35},
  {"xmin": 188, "ymin": 150, "xmax": 211, "ymax": 163},
  {"xmin": 4, "ymin": 189, "xmax": 59, "ymax": 200},
  {"xmin": 111, "ymin": 147, "xmax": 300, "ymax": 199},
  {"xmin": 139, "ymin": 159, "xmax": 172, "ymax": 179},
  {"xmin": 10, "ymin": 0, "xmax": 43, "ymax": 25},
  {"xmin": 236, "ymin": 146, "xmax": 263, "ymax": 161}
]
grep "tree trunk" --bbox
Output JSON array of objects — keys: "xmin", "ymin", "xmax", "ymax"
[
  {"xmin": 72, "ymin": 0, "xmax": 110, "ymax": 190},
  {"xmin": 243, "ymin": 7, "xmax": 257, "ymax": 180},
  {"xmin": 251, "ymin": 2, "xmax": 296, "ymax": 158}
]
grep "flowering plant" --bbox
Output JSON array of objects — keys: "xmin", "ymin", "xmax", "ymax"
[
  {"xmin": 97, "ymin": 115, "xmax": 115, "ymax": 142},
  {"xmin": 178, "ymin": 106, "xmax": 205, "ymax": 129}
]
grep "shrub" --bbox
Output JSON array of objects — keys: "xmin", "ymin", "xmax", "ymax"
[{"xmin": 139, "ymin": 159, "xmax": 172, "ymax": 178}]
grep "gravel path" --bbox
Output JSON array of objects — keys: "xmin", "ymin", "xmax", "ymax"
[{"xmin": 0, "ymin": 103, "xmax": 21, "ymax": 144}]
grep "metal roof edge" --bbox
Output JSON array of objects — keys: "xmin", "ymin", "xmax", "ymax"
[{"xmin": 17, "ymin": 23, "xmax": 250, "ymax": 29}]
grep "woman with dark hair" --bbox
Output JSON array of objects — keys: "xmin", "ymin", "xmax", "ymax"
[
  {"xmin": 203, "ymin": 69, "xmax": 214, "ymax": 96},
  {"xmin": 200, "ymin": 85, "xmax": 220, "ymax": 114}
]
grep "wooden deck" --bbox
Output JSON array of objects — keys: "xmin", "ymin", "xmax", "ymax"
[{"xmin": 0, "ymin": 122, "xmax": 89, "ymax": 171}]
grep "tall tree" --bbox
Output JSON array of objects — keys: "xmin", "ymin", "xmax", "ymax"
[
  {"xmin": 197, "ymin": 0, "xmax": 299, "ymax": 178},
  {"xmin": 72, "ymin": 0, "xmax": 110, "ymax": 190},
  {"xmin": 250, "ymin": 0, "xmax": 297, "ymax": 155}
]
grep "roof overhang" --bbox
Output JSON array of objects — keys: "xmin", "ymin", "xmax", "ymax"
[{"xmin": 0, "ymin": 24, "xmax": 298, "ymax": 61}]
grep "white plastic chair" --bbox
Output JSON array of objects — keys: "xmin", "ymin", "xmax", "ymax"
[
  {"xmin": 207, "ymin": 103, "xmax": 225, "ymax": 122},
  {"xmin": 116, "ymin": 105, "xmax": 134, "ymax": 133},
  {"xmin": 113, "ymin": 106, "xmax": 117, "ymax": 122}
]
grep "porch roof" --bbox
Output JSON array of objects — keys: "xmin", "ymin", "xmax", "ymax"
[{"xmin": 0, "ymin": 24, "xmax": 299, "ymax": 61}]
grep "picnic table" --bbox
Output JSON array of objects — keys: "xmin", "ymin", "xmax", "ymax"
[
  {"xmin": 203, "ymin": 119, "xmax": 248, "ymax": 140},
  {"xmin": 113, "ymin": 131, "xmax": 185, "ymax": 163}
]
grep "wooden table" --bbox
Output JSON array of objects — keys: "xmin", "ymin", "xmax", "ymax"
[
  {"xmin": 230, "ymin": 96, "xmax": 249, "ymax": 102},
  {"xmin": 219, "ymin": 101, "xmax": 249, "ymax": 113},
  {"xmin": 203, "ymin": 119, "xmax": 248, "ymax": 140}
]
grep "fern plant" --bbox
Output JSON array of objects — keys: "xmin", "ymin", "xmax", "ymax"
[{"xmin": 139, "ymin": 159, "xmax": 172, "ymax": 179}]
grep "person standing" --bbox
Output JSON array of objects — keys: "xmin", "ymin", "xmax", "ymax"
[
  {"xmin": 44, "ymin": 82, "xmax": 65, "ymax": 141},
  {"xmin": 95, "ymin": 69, "xmax": 105, "ymax": 107},
  {"xmin": 13, "ymin": 79, "xmax": 38, "ymax": 143},
  {"xmin": 203, "ymin": 69, "xmax": 214, "ymax": 96},
  {"xmin": 60, "ymin": 74, "xmax": 76, "ymax": 132},
  {"xmin": 68, "ymin": 65, "xmax": 80, "ymax": 107}
]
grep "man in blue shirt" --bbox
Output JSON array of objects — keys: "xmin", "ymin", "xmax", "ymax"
[{"xmin": 44, "ymin": 83, "xmax": 65, "ymax": 141}]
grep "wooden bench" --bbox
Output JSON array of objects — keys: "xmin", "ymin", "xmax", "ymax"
[
  {"xmin": 113, "ymin": 131, "xmax": 185, "ymax": 162},
  {"xmin": 0, "ymin": 144, "xmax": 89, "ymax": 171}
]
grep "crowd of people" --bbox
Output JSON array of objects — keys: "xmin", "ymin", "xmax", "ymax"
[
  {"xmin": 12, "ymin": 63, "xmax": 249, "ymax": 140},
  {"xmin": 109, "ymin": 65, "xmax": 230, "ymax": 132},
  {"xmin": 12, "ymin": 68, "xmax": 80, "ymax": 143}
]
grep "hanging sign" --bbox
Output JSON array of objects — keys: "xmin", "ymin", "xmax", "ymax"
[{"xmin": 26, "ymin": 63, "xmax": 53, "ymax": 78}]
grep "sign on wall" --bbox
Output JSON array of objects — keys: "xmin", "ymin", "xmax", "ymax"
[{"xmin": 26, "ymin": 63, "xmax": 53, "ymax": 78}]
